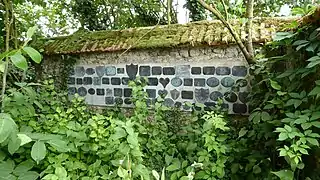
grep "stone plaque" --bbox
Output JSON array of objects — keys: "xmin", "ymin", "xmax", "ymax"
[
  {"xmin": 195, "ymin": 88, "xmax": 209, "ymax": 103},
  {"xmin": 152, "ymin": 66, "xmax": 162, "ymax": 75},
  {"xmin": 126, "ymin": 64, "xmax": 138, "ymax": 80},
  {"xmin": 170, "ymin": 89, "xmax": 180, "ymax": 100},
  {"xmin": 232, "ymin": 66, "xmax": 247, "ymax": 77},
  {"xmin": 171, "ymin": 77, "xmax": 182, "ymax": 87},
  {"xmin": 139, "ymin": 66, "xmax": 151, "ymax": 76},
  {"xmin": 175, "ymin": 65, "xmax": 190, "ymax": 77},
  {"xmin": 75, "ymin": 66, "xmax": 85, "ymax": 76},
  {"xmin": 96, "ymin": 66, "xmax": 105, "ymax": 76},
  {"xmin": 86, "ymin": 68, "xmax": 95, "ymax": 75},
  {"xmin": 207, "ymin": 77, "xmax": 219, "ymax": 87},
  {"xmin": 163, "ymin": 67, "xmax": 175, "ymax": 75},
  {"xmin": 191, "ymin": 67, "xmax": 201, "ymax": 75},
  {"xmin": 106, "ymin": 66, "xmax": 116, "ymax": 76},
  {"xmin": 77, "ymin": 87, "xmax": 87, "ymax": 96},
  {"xmin": 160, "ymin": 78, "xmax": 170, "ymax": 88}
]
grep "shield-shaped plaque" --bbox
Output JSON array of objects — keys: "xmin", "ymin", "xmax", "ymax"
[
  {"xmin": 126, "ymin": 63, "xmax": 138, "ymax": 80},
  {"xmin": 195, "ymin": 88, "xmax": 209, "ymax": 103},
  {"xmin": 170, "ymin": 89, "xmax": 180, "ymax": 100}
]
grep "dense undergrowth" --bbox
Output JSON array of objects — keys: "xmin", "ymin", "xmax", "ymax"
[{"xmin": 1, "ymin": 17, "xmax": 320, "ymax": 180}]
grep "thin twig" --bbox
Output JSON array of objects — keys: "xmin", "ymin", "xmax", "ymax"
[
  {"xmin": 118, "ymin": 19, "xmax": 161, "ymax": 58},
  {"xmin": 1, "ymin": 0, "xmax": 11, "ymax": 112},
  {"xmin": 197, "ymin": 0, "xmax": 254, "ymax": 64},
  {"xmin": 220, "ymin": 0, "xmax": 228, "ymax": 21}
]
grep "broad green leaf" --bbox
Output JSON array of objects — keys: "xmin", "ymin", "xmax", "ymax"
[
  {"xmin": 152, "ymin": 170, "xmax": 160, "ymax": 180},
  {"xmin": 166, "ymin": 159, "xmax": 180, "ymax": 171},
  {"xmin": 309, "ymin": 86, "xmax": 320, "ymax": 96},
  {"xmin": 278, "ymin": 133, "xmax": 288, "ymax": 141},
  {"xmin": 302, "ymin": 123, "xmax": 312, "ymax": 130},
  {"xmin": 17, "ymin": 134, "xmax": 32, "ymax": 146},
  {"xmin": 22, "ymin": 47, "xmax": 42, "ymax": 64},
  {"xmin": 270, "ymin": 80, "xmax": 281, "ymax": 90},
  {"xmin": 47, "ymin": 139, "xmax": 69, "ymax": 152},
  {"xmin": 31, "ymin": 141, "xmax": 46, "ymax": 164},
  {"xmin": 0, "ymin": 159, "xmax": 15, "ymax": 174},
  {"xmin": 8, "ymin": 135, "xmax": 21, "ymax": 155},
  {"xmin": 18, "ymin": 171, "xmax": 39, "ymax": 180},
  {"xmin": 312, "ymin": 121, "xmax": 320, "ymax": 128},
  {"xmin": 272, "ymin": 170, "xmax": 294, "ymax": 180},
  {"xmin": 10, "ymin": 52, "xmax": 28, "ymax": 71},
  {"xmin": 261, "ymin": 112, "xmax": 271, "ymax": 121},
  {"xmin": 0, "ymin": 113, "xmax": 17, "ymax": 143},
  {"xmin": 238, "ymin": 127, "xmax": 247, "ymax": 138},
  {"xmin": 111, "ymin": 127, "xmax": 127, "ymax": 140},
  {"xmin": 307, "ymin": 56, "xmax": 320, "ymax": 62},
  {"xmin": 55, "ymin": 167, "xmax": 67, "ymax": 178},
  {"xmin": 253, "ymin": 165, "xmax": 261, "ymax": 174},
  {"xmin": 307, "ymin": 60, "xmax": 320, "ymax": 68},
  {"xmin": 27, "ymin": 26, "xmax": 37, "ymax": 39},
  {"xmin": 117, "ymin": 166, "xmax": 128, "ymax": 178},
  {"xmin": 306, "ymin": 138, "xmax": 319, "ymax": 146},
  {"xmin": 13, "ymin": 160, "xmax": 34, "ymax": 176},
  {"xmin": 292, "ymin": 40, "xmax": 309, "ymax": 46},
  {"xmin": 0, "ymin": 151, "xmax": 5, "ymax": 161}
]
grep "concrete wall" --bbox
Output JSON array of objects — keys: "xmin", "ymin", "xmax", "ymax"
[{"xmin": 43, "ymin": 45, "xmax": 250, "ymax": 114}]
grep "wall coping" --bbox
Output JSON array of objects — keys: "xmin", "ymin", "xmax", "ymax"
[{"xmin": 38, "ymin": 17, "xmax": 297, "ymax": 55}]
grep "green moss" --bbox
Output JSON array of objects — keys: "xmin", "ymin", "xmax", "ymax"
[{"xmin": 35, "ymin": 18, "xmax": 298, "ymax": 55}]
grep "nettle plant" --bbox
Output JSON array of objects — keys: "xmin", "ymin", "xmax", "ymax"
[{"xmin": 249, "ymin": 23, "xmax": 320, "ymax": 179}]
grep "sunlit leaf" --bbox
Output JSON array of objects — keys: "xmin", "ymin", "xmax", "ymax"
[
  {"xmin": 10, "ymin": 52, "xmax": 28, "ymax": 71},
  {"xmin": 22, "ymin": 47, "xmax": 42, "ymax": 64}
]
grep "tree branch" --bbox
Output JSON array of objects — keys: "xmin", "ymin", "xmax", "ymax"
[
  {"xmin": 197, "ymin": 0, "xmax": 255, "ymax": 64},
  {"xmin": 220, "ymin": 0, "xmax": 228, "ymax": 21},
  {"xmin": 246, "ymin": 0, "xmax": 254, "ymax": 57}
]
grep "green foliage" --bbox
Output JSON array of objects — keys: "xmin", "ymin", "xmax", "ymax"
[{"xmin": 248, "ymin": 21, "xmax": 320, "ymax": 179}]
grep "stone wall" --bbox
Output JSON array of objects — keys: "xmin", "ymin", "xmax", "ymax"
[{"xmin": 43, "ymin": 45, "xmax": 250, "ymax": 114}]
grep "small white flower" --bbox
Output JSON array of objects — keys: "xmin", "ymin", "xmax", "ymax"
[
  {"xmin": 119, "ymin": 160, "xmax": 124, "ymax": 165},
  {"xmin": 191, "ymin": 162, "xmax": 203, "ymax": 168}
]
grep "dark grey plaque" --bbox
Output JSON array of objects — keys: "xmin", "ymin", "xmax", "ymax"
[
  {"xmin": 96, "ymin": 66, "xmax": 105, "ymax": 77},
  {"xmin": 126, "ymin": 64, "xmax": 138, "ymax": 80},
  {"xmin": 194, "ymin": 78, "xmax": 206, "ymax": 87},
  {"xmin": 106, "ymin": 66, "xmax": 116, "ymax": 76},
  {"xmin": 114, "ymin": 88, "xmax": 123, "ymax": 97},
  {"xmin": 146, "ymin": 89, "xmax": 156, "ymax": 98},
  {"xmin": 139, "ymin": 66, "xmax": 151, "ymax": 76},
  {"xmin": 210, "ymin": 91, "xmax": 223, "ymax": 101},
  {"xmin": 158, "ymin": 89, "xmax": 168, "ymax": 97},
  {"xmin": 86, "ymin": 68, "xmax": 95, "ymax": 75},
  {"xmin": 239, "ymin": 92, "xmax": 249, "ymax": 103},
  {"xmin": 184, "ymin": 78, "xmax": 193, "ymax": 86},
  {"xmin": 105, "ymin": 97, "xmax": 114, "ymax": 104},
  {"xmin": 181, "ymin": 91, "xmax": 193, "ymax": 99},
  {"xmin": 236, "ymin": 79, "xmax": 248, "ymax": 87},
  {"xmin": 148, "ymin": 78, "xmax": 158, "ymax": 86},
  {"xmin": 207, "ymin": 77, "xmax": 219, "ymax": 87},
  {"xmin": 195, "ymin": 88, "xmax": 209, "ymax": 103},
  {"xmin": 159, "ymin": 78, "xmax": 170, "ymax": 88},
  {"xmin": 117, "ymin": 68, "xmax": 125, "ymax": 74},
  {"xmin": 175, "ymin": 65, "xmax": 190, "ymax": 77},
  {"xmin": 75, "ymin": 66, "xmax": 85, "ymax": 76},
  {"xmin": 83, "ymin": 77, "xmax": 93, "ymax": 85},
  {"xmin": 96, "ymin": 88, "xmax": 105, "ymax": 96},
  {"xmin": 124, "ymin": 98, "xmax": 132, "ymax": 105},
  {"xmin": 232, "ymin": 66, "xmax": 247, "ymax": 77},
  {"xmin": 216, "ymin": 67, "xmax": 231, "ymax": 75},
  {"xmin": 170, "ymin": 89, "xmax": 180, "ymax": 100},
  {"xmin": 163, "ymin": 67, "xmax": 175, "ymax": 75},
  {"xmin": 221, "ymin": 77, "xmax": 235, "ymax": 87},
  {"xmin": 191, "ymin": 67, "xmax": 201, "ymax": 75},
  {"xmin": 93, "ymin": 77, "xmax": 101, "ymax": 85},
  {"xmin": 115, "ymin": 98, "xmax": 123, "ymax": 105},
  {"xmin": 77, "ymin": 87, "xmax": 87, "ymax": 96},
  {"xmin": 122, "ymin": 77, "xmax": 130, "ymax": 85},
  {"xmin": 88, "ymin": 88, "xmax": 95, "ymax": 95},
  {"xmin": 203, "ymin": 66, "xmax": 215, "ymax": 75},
  {"xmin": 163, "ymin": 98, "xmax": 174, "ymax": 107},
  {"xmin": 68, "ymin": 77, "xmax": 75, "ymax": 85},
  {"xmin": 68, "ymin": 87, "xmax": 77, "ymax": 95},
  {"xmin": 171, "ymin": 77, "xmax": 182, "ymax": 87},
  {"xmin": 76, "ymin": 78, "xmax": 83, "ymax": 85},
  {"xmin": 224, "ymin": 92, "xmax": 237, "ymax": 102},
  {"xmin": 102, "ymin": 78, "xmax": 110, "ymax": 84},
  {"xmin": 111, "ymin": 78, "xmax": 121, "ymax": 85},
  {"xmin": 152, "ymin": 66, "xmax": 162, "ymax": 75},
  {"xmin": 175, "ymin": 102, "xmax": 182, "ymax": 108},
  {"xmin": 124, "ymin": 88, "xmax": 132, "ymax": 97},
  {"xmin": 233, "ymin": 103, "xmax": 247, "ymax": 114},
  {"xmin": 106, "ymin": 88, "xmax": 113, "ymax": 96}
]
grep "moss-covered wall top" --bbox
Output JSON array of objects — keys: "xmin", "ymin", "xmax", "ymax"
[{"xmin": 37, "ymin": 17, "xmax": 295, "ymax": 55}]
